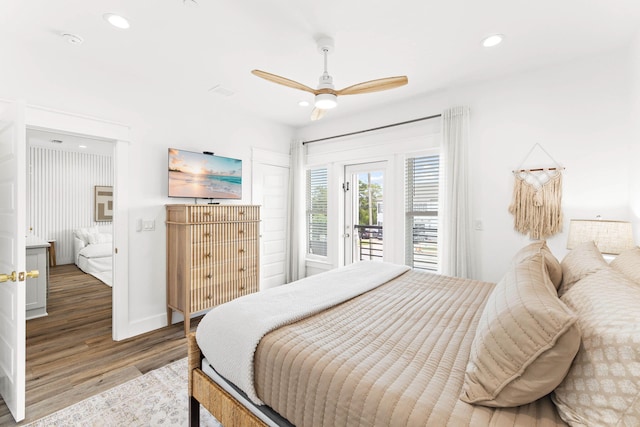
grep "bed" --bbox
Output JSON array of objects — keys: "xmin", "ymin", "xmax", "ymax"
[
  {"xmin": 73, "ymin": 225, "xmax": 113, "ymax": 286},
  {"xmin": 188, "ymin": 240, "xmax": 640, "ymax": 427}
]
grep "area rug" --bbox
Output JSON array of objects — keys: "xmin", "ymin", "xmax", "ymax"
[{"xmin": 25, "ymin": 358, "xmax": 221, "ymax": 426}]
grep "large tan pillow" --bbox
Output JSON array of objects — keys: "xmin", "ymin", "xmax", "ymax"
[
  {"xmin": 511, "ymin": 240, "xmax": 563, "ymax": 289},
  {"xmin": 552, "ymin": 268, "xmax": 640, "ymax": 426},
  {"xmin": 461, "ymin": 253, "xmax": 580, "ymax": 407},
  {"xmin": 559, "ymin": 240, "xmax": 608, "ymax": 296},
  {"xmin": 610, "ymin": 246, "xmax": 640, "ymax": 285}
]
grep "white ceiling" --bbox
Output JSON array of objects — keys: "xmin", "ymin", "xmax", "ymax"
[
  {"xmin": 3, "ymin": 0, "xmax": 640, "ymax": 129},
  {"xmin": 27, "ymin": 129, "xmax": 114, "ymax": 156}
]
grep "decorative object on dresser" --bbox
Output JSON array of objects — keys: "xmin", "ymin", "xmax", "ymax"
[{"xmin": 166, "ymin": 204, "xmax": 260, "ymax": 336}]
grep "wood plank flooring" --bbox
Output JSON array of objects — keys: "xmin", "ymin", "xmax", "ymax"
[{"xmin": 0, "ymin": 264, "xmax": 201, "ymax": 426}]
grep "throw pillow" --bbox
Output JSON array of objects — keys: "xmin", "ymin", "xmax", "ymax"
[
  {"xmin": 461, "ymin": 253, "xmax": 580, "ymax": 407},
  {"xmin": 610, "ymin": 246, "xmax": 640, "ymax": 285},
  {"xmin": 558, "ymin": 240, "xmax": 608, "ymax": 296},
  {"xmin": 511, "ymin": 240, "xmax": 563, "ymax": 289},
  {"xmin": 552, "ymin": 268, "xmax": 640, "ymax": 426}
]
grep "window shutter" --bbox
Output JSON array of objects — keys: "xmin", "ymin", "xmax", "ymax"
[
  {"xmin": 405, "ymin": 155, "xmax": 439, "ymax": 270},
  {"xmin": 306, "ymin": 168, "xmax": 328, "ymax": 256}
]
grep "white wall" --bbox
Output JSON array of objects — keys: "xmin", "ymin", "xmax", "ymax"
[
  {"xmin": 297, "ymin": 46, "xmax": 635, "ymax": 283},
  {"xmin": 1, "ymin": 40, "xmax": 294, "ymax": 338}
]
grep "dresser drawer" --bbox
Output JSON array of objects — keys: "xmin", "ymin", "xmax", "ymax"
[
  {"xmin": 190, "ymin": 222, "xmax": 259, "ymax": 244},
  {"xmin": 186, "ymin": 205, "xmax": 260, "ymax": 222},
  {"xmin": 190, "ymin": 276, "xmax": 259, "ymax": 312},
  {"xmin": 191, "ymin": 258, "xmax": 258, "ymax": 285},
  {"xmin": 191, "ymin": 241, "xmax": 258, "ymax": 267}
]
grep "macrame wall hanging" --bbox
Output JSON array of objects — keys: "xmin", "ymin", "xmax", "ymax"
[{"xmin": 508, "ymin": 143, "xmax": 565, "ymax": 240}]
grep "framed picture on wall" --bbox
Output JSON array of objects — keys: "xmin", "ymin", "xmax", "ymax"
[{"xmin": 95, "ymin": 185, "xmax": 113, "ymax": 222}]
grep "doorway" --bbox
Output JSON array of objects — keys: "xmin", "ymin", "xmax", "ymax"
[
  {"xmin": 0, "ymin": 101, "xmax": 129, "ymax": 422},
  {"xmin": 344, "ymin": 161, "xmax": 386, "ymax": 265},
  {"xmin": 26, "ymin": 128, "xmax": 115, "ymax": 310}
]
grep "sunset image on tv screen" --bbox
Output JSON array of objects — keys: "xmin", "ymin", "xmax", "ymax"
[{"xmin": 168, "ymin": 148, "xmax": 242, "ymax": 199}]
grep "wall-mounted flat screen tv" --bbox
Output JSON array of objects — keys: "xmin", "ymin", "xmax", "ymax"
[{"xmin": 168, "ymin": 148, "xmax": 242, "ymax": 199}]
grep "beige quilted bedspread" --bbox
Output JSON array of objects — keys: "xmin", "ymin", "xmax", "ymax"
[{"xmin": 254, "ymin": 270, "xmax": 567, "ymax": 427}]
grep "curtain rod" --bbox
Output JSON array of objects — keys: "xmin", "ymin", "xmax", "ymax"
[{"xmin": 301, "ymin": 113, "xmax": 442, "ymax": 145}]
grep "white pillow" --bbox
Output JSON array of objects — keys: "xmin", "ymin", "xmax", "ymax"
[
  {"xmin": 87, "ymin": 232, "xmax": 112, "ymax": 245},
  {"xmin": 74, "ymin": 227, "xmax": 99, "ymax": 244}
]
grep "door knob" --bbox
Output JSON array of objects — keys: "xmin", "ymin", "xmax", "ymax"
[
  {"xmin": 26, "ymin": 270, "xmax": 39, "ymax": 279},
  {"xmin": 0, "ymin": 271, "xmax": 17, "ymax": 283}
]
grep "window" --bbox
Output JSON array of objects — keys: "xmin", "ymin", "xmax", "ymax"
[
  {"xmin": 405, "ymin": 155, "xmax": 439, "ymax": 271},
  {"xmin": 306, "ymin": 168, "xmax": 328, "ymax": 256}
]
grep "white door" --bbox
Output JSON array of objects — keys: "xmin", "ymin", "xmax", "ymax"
[
  {"xmin": 253, "ymin": 162, "xmax": 289, "ymax": 289},
  {"xmin": 344, "ymin": 162, "xmax": 386, "ymax": 265},
  {"xmin": 0, "ymin": 102, "xmax": 27, "ymax": 422}
]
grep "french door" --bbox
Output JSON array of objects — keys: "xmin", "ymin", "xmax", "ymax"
[{"xmin": 344, "ymin": 162, "xmax": 386, "ymax": 265}]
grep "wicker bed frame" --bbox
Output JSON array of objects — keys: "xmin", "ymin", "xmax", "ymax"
[{"xmin": 188, "ymin": 332, "xmax": 268, "ymax": 427}]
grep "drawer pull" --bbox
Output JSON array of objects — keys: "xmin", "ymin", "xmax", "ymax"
[
  {"xmin": 238, "ymin": 211, "xmax": 245, "ymax": 216},
  {"xmin": 239, "ymin": 267, "xmax": 247, "ymax": 272},
  {"xmin": 238, "ymin": 230, "xmax": 245, "ymax": 235},
  {"xmin": 203, "ymin": 212, "xmax": 211, "ymax": 216},
  {"xmin": 240, "ymin": 285, "xmax": 246, "ymax": 290},
  {"xmin": 239, "ymin": 248, "xmax": 245, "ymax": 254},
  {"xmin": 206, "ymin": 294, "xmax": 212, "ymax": 300},
  {"xmin": 206, "ymin": 274, "xmax": 212, "ymax": 279},
  {"xmin": 204, "ymin": 253, "xmax": 211, "ymax": 258}
]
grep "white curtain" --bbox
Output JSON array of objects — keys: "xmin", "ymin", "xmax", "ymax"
[
  {"xmin": 285, "ymin": 140, "xmax": 306, "ymax": 282},
  {"xmin": 440, "ymin": 106, "xmax": 474, "ymax": 278}
]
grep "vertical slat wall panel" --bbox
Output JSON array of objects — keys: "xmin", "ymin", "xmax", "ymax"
[{"xmin": 28, "ymin": 147, "xmax": 113, "ymax": 265}]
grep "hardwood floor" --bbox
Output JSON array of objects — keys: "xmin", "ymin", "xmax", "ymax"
[{"xmin": 0, "ymin": 264, "xmax": 201, "ymax": 426}]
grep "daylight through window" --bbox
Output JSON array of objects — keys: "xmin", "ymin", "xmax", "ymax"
[
  {"xmin": 405, "ymin": 155, "xmax": 439, "ymax": 271},
  {"xmin": 306, "ymin": 168, "xmax": 328, "ymax": 256}
]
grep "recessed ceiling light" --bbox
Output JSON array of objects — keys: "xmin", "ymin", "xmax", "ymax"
[
  {"xmin": 103, "ymin": 13, "xmax": 130, "ymax": 29},
  {"xmin": 482, "ymin": 34, "xmax": 504, "ymax": 48},
  {"xmin": 79, "ymin": 145, "xmax": 87, "ymax": 149},
  {"xmin": 62, "ymin": 33, "xmax": 83, "ymax": 45},
  {"xmin": 298, "ymin": 100, "xmax": 310, "ymax": 107}
]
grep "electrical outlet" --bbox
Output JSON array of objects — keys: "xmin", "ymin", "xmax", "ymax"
[{"xmin": 474, "ymin": 219, "xmax": 484, "ymax": 231}]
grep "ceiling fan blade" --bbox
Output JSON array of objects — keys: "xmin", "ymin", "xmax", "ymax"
[
  {"xmin": 310, "ymin": 107, "xmax": 327, "ymax": 121},
  {"xmin": 251, "ymin": 70, "xmax": 318, "ymax": 94},
  {"xmin": 336, "ymin": 76, "xmax": 408, "ymax": 96}
]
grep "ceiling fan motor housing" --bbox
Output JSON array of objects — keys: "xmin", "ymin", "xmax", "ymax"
[
  {"xmin": 315, "ymin": 72, "xmax": 337, "ymax": 109},
  {"xmin": 315, "ymin": 93, "xmax": 337, "ymax": 109}
]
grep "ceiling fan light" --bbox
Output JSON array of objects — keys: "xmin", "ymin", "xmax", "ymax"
[{"xmin": 315, "ymin": 93, "xmax": 337, "ymax": 109}]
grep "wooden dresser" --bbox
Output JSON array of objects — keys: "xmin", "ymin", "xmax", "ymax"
[{"xmin": 166, "ymin": 204, "xmax": 260, "ymax": 335}]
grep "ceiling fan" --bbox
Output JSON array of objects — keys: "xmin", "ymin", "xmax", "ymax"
[{"xmin": 251, "ymin": 37, "xmax": 408, "ymax": 121}]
